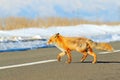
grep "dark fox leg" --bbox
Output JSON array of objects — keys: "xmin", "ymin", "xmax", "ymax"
[
  {"xmin": 66, "ymin": 50, "xmax": 72, "ymax": 64},
  {"xmin": 80, "ymin": 51, "xmax": 88, "ymax": 62}
]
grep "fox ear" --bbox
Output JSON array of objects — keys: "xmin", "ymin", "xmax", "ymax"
[{"xmin": 55, "ymin": 33, "xmax": 60, "ymax": 38}]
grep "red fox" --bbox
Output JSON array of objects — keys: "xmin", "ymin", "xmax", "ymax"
[{"xmin": 47, "ymin": 33, "xmax": 114, "ymax": 64}]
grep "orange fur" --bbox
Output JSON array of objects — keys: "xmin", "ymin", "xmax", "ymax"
[
  {"xmin": 47, "ymin": 33, "xmax": 113, "ymax": 64},
  {"xmin": 86, "ymin": 40, "xmax": 114, "ymax": 52}
]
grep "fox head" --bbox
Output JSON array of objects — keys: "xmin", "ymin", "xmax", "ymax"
[{"xmin": 47, "ymin": 33, "xmax": 60, "ymax": 45}]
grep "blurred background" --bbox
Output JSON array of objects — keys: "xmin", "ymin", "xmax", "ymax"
[{"xmin": 0, "ymin": 0, "xmax": 119, "ymax": 30}]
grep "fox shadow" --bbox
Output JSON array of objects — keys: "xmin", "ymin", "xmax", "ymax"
[{"xmin": 73, "ymin": 61, "xmax": 120, "ymax": 64}]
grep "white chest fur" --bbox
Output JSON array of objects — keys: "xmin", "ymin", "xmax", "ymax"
[{"xmin": 54, "ymin": 43, "xmax": 65, "ymax": 51}]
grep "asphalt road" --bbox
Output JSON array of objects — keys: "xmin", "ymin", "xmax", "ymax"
[{"xmin": 0, "ymin": 41, "xmax": 120, "ymax": 80}]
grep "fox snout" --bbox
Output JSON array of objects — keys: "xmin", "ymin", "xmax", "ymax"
[
  {"xmin": 47, "ymin": 41, "xmax": 50, "ymax": 45},
  {"xmin": 47, "ymin": 40, "xmax": 52, "ymax": 45}
]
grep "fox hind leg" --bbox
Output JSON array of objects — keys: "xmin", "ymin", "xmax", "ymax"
[
  {"xmin": 87, "ymin": 49, "xmax": 97, "ymax": 64},
  {"xmin": 76, "ymin": 47, "xmax": 88, "ymax": 63},
  {"xmin": 80, "ymin": 52, "xmax": 88, "ymax": 62}
]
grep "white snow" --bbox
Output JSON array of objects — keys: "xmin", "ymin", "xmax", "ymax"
[{"xmin": 0, "ymin": 24, "xmax": 120, "ymax": 52}]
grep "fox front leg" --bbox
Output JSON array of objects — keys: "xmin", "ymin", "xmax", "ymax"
[
  {"xmin": 57, "ymin": 52, "xmax": 66, "ymax": 62},
  {"xmin": 66, "ymin": 52, "xmax": 72, "ymax": 64}
]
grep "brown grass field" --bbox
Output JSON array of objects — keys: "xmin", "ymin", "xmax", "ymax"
[{"xmin": 0, "ymin": 17, "xmax": 120, "ymax": 30}]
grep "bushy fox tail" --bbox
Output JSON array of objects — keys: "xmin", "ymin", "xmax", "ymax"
[{"xmin": 87, "ymin": 40, "xmax": 114, "ymax": 52}]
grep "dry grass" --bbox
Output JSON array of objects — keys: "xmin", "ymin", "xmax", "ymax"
[{"xmin": 0, "ymin": 17, "xmax": 120, "ymax": 30}]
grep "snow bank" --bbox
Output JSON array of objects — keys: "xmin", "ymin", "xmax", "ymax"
[{"xmin": 0, "ymin": 24, "xmax": 120, "ymax": 52}]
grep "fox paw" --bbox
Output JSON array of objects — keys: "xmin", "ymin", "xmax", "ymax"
[
  {"xmin": 65, "ymin": 61, "xmax": 71, "ymax": 64},
  {"xmin": 57, "ymin": 59, "xmax": 61, "ymax": 62},
  {"xmin": 92, "ymin": 61, "xmax": 97, "ymax": 64},
  {"xmin": 80, "ymin": 59, "xmax": 85, "ymax": 63}
]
